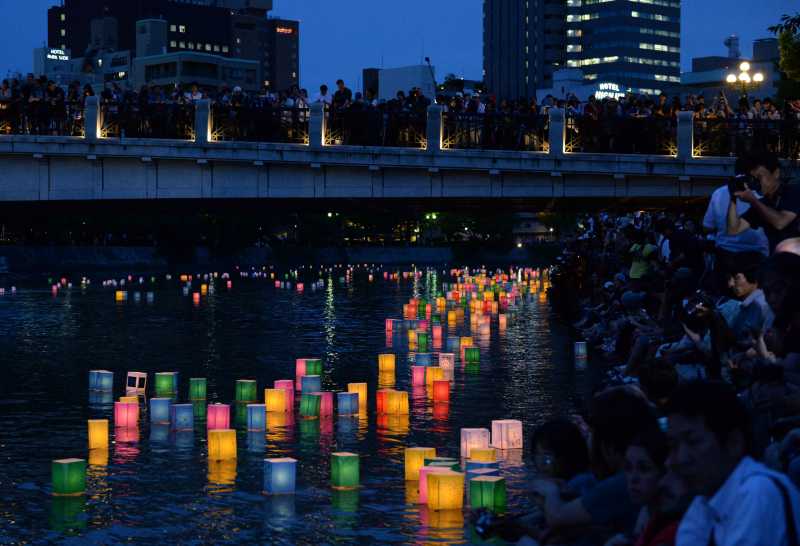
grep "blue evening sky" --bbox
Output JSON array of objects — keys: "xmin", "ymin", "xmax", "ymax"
[{"xmin": 2, "ymin": 0, "xmax": 796, "ymax": 90}]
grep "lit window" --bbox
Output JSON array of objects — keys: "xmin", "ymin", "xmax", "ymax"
[
  {"xmin": 170, "ymin": 40, "xmax": 177, "ymax": 47},
  {"xmin": 292, "ymin": 71, "xmax": 297, "ymax": 78},
  {"xmin": 567, "ymin": 29, "xmax": 583, "ymax": 37},
  {"xmin": 222, "ymin": 46, "xmax": 229, "ymax": 53},
  {"xmin": 179, "ymin": 41, "xmax": 186, "ymax": 48},
  {"xmin": 179, "ymin": 25, "xmax": 186, "ymax": 33},
  {"xmin": 566, "ymin": 44, "xmax": 583, "ymax": 52},
  {"xmin": 60, "ymin": 29, "xmax": 66, "ymax": 36},
  {"xmin": 97, "ymin": 59, "xmax": 103, "ymax": 67},
  {"xmin": 60, "ymin": 13, "xmax": 65, "ymax": 21},
  {"xmin": 236, "ymin": 37, "xmax": 241, "ymax": 44},
  {"xmin": 187, "ymin": 42, "xmax": 194, "ymax": 49},
  {"xmin": 213, "ymin": 45, "xmax": 220, "ymax": 52},
  {"xmin": 170, "ymin": 24, "xmax": 176, "ymax": 32},
  {"xmin": 205, "ymin": 44, "xmax": 211, "ymax": 51}
]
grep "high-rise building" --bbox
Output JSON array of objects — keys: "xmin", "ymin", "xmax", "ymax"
[
  {"xmin": 565, "ymin": 0, "xmax": 680, "ymax": 95},
  {"xmin": 483, "ymin": 0, "xmax": 565, "ymax": 100}
]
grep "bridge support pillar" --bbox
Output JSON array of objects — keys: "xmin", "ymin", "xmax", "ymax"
[
  {"xmin": 85, "ymin": 96, "xmax": 100, "ymax": 142},
  {"xmin": 426, "ymin": 105, "xmax": 443, "ymax": 154},
  {"xmin": 677, "ymin": 111, "xmax": 694, "ymax": 161},
  {"xmin": 195, "ymin": 99, "xmax": 211, "ymax": 145},
  {"xmin": 310, "ymin": 103, "xmax": 325, "ymax": 149},
  {"xmin": 548, "ymin": 108, "xmax": 565, "ymax": 158}
]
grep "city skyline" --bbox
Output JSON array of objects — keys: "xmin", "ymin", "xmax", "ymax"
[{"xmin": 1, "ymin": 0, "xmax": 796, "ymax": 92}]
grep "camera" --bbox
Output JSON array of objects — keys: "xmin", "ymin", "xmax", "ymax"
[
  {"xmin": 728, "ymin": 174, "xmax": 761, "ymax": 197},
  {"xmin": 678, "ymin": 291, "xmax": 714, "ymax": 332}
]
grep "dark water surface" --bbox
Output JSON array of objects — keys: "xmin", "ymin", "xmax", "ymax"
[{"xmin": 0, "ymin": 268, "xmax": 592, "ymax": 545}]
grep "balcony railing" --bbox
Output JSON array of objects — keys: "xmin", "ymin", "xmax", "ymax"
[
  {"xmin": 565, "ymin": 115, "xmax": 677, "ymax": 155},
  {"xmin": 442, "ymin": 112, "xmax": 549, "ymax": 152},
  {"xmin": 0, "ymin": 99, "xmax": 85, "ymax": 137},
  {"xmin": 99, "ymin": 102, "xmax": 195, "ymax": 140},
  {"xmin": 693, "ymin": 118, "xmax": 800, "ymax": 159},
  {"xmin": 211, "ymin": 105, "xmax": 309, "ymax": 144},
  {"xmin": 325, "ymin": 109, "xmax": 426, "ymax": 148}
]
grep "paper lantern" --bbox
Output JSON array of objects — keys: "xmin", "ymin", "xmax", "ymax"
[
  {"xmin": 416, "ymin": 353, "xmax": 433, "ymax": 366},
  {"xmin": 378, "ymin": 370, "xmax": 395, "ymax": 387},
  {"xmin": 404, "ymin": 447, "xmax": 436, "ymax": 480},
  {"xmin": 125, "ymin": 371, "xmax": 147, "ymax": 396},
  {"xmin": 337, "ymin": 392, "xmax": 359, "ymax": 416},
  {"xmin": 385, "ymin": 318, "xmax": 394, "ymax": 332},
  {"xmin": 119, "ymin": 396, "xmax": 138, "ymax": 404},
  {"xmin": 299, "ymin": 394, "xmax": 321, "ymax": 418},
  {"xmin": 387, "ymin": 390, "xmax": 409, "ymax": 415},
  {"xmin": 419, "ymin": 466, "xmax": 452, "ymax": 504},
  {"xmin": 247, "ymin": 404, "xmax": 266, "ymax": 430},
  {"xmin": 265, "ymin": 388, "xmax": 288, "ymax": 413},
  {"xmin": 411, "ymin": 366, "xmax": 427, "ymax": 387},
  {"xmin": 154, "ymin": 372, "xmax": 177, "ymax": 397},
  {"xmin": 426, "ymin": 367, "xmax": 445, "ymax": 388},
  {"xmin": 114, "ymin": 402, "xmax": 139, "ymax": 428},
  {"xmin": 575, "ymin": 341, "xmax": 588, "ymax": 359},
  {"xmin": 376, "ymin": 389, "xmax": 392, "ymax": 414},
  {"xmin": 115, "ymin": 290, "xmax": 127, "ymax": 302},
  {"xmin": 300, "ymin": 375, "xmax": 321, "ymax": 394},
  {"xmin": 347, "ymin": 383, "xmax": 367, "ymax": 411},
  {"xmin": 408, "ymin": 330, "xmax": 418, "ymax": 344},
  {"xmin": 149, "ymin": 398, "xmax": 172, "ymax": 424},
  {"xmin": 417, "ymin": 332, "xmax": 429, "ymax": 352},
  {"xmin": 263, "ymin": 458, "xmax": 297, "ymax": 495},
  {"xmin": 314, "ymin": 391, "xmax": 334, "ymax": 417},
  {"xmin": 498, "ymin": 314, "xmax": 507, "ymax": 329},
  {"xmin": 427, "ymin": 471, "xmax": 464, "ymax": 510},
  {"xmin": 274, "ymin": 380, "xmax": 295, "ymax": 411},
  {"xmin": 378, "ymin": 354, "xmax": 396, "ymax": 374},
  {"xmin": 491, "ymin": 419, "xmax": 523, "ymax": 450},
  {"xmin": 432, "ymin": 380, "xmax": 450, "ymax": 403},
  {"xmin": 447, "ymin": 310, "xmax": 457, "ymax": 324},
  {"xmin": 432, "ymin": 325, "xmax": 443, "ymax": 344},
  {"xmin": 469, "ymin": 448, "xmax": 497, "ymax": 463},
  {"xmin": 464, "ymin": 347, "xmax": 480, "ymax": 364},
  {"xmin": 438, "ymin": 353, "xmax": 455, "ymax": 370},
  {"xmin": 52, "ymin": 459, "xmax": 86, "ymax": 496},
  {"xmin": 235, "ymin": 380, "xmax": 258, "ymax": 402},
  {"xmin": 189, "ymin": 378, "xmax": 207, "ymax": 400},
  {"xmin": 461, "ymin": 428, "xmax": 490, "ymax": 458},
  {"xmin": 88, "ymin": 419, "xmax": 108, "ymax": 451},
  {"xmin": 305, "ymin": 359, "xmax": 323, "ymax": 376},
  {"xmin": 460, "ymin": 336, "xmax": 473, "ymax": 349},
  {"xmin": 207, "ymin": 404, "xmax": 230, "ymax": 430},
  {"xmin": 331, "ymin": 452, "xmax": 360, "ymax": 490},
  {"xmin": 425, "ymin": 457, "xmax": 460, "ymax": 470},
  {"xmin": 88, "ymin": 448, "xmax": 108, "ymax": 467},
  {"xmin": 88, "ymin": 370, "xmax": 113, "ymax": 391},
  {"xmin": 208, "ymin": 429, "xmax": 237, "ymax": 460},
  {"xmin": 465, "ymin": 459, "xmax": 500, "ymax": 471},
  {"xmin": 446, "ymin": 336, "xmax": 460, "ymax": 352},
  {"xmin": 170, "ymin": 404, "xmax": 194, "ymax": 430},
  {"xmin": 470, "ymin": 476, "xmax": 507, "ymax": 511}
]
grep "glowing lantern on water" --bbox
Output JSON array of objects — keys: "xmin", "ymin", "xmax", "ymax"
[
  {"xmin": 461, "ymin": 428, "xmax": 490, "ymax": 458},
  {"xmin": 446, "ymin": 336, "xmax": 460, "ymax": 352},
  {"xmin": 299, "ymin": 394, "xmax": 321, "ymax": 418},
  {"xmin": 426, "ymin": 367, "xmax": 445, "ymax": 388},
  {"xmin": 347, "ymin": 383, "xmax": 367, "ymax": 412},
  {"xmin": 337, "ymin": 392, "xmax": 359, "ymax": 416},
  {"xmin": 460, "ymin": 336, "xmax": 473, "ymax": 349},
  {"xmin": 331, "ymin": 452, "xmax": 360, "ymax": 489},
  {"xmin": 416, "ymin": 353, "xmax": 433, "ymax": 366},
  {"xmin": 247, "ymin": 404, "xmax": 266, "ymax": 430},
  {"xmin": 154, "ymin": 372, "xmax": 178, "ymax": 397},
  {"xmin": 235, "ymin": 380, "xmax": 258, "ymax": 402},
  {"xmin": 385, "ymin": 319, "xmax": 394, "ymax": 332},
  {"xmin": 378, "ymin": 354, "xmax": 396, "ymax": 374},
  {"xmin": 438, "ymin": 353, "xmax": 455, "ymax": 370},
  {"xmin": 378, "ymin": 370, "xmax": 395, "ymax": 387},
  {"xmin": 386, "ymin": 390, "xmax": 409, "ymax": 415},
  {"xmin": 114, "ymin": 402, "xmax": 139, "ymax": 428},
  {"xmin": 208, "ymin": 429, "xmax": 237, "ymax": 460},
  {"xmin": 274, "ymin": 380, "xmax": 295, "ymax": 410},
  {"xmin": 170, "ymin": 404, "xmax": 194, "ymax": 430},
  {"xmin": 265, "ymin": 388, "xmax": 288, "ymax": 413},
  {"xmin": 88, "ymin": 370, "xmax": 114, "ymax": 391},
  {"xmin": 427, "ymin": 471, "xmax": 465, "ymax": 510},
  {"xmin": 411, "ymin": 366, "xmax": 427, "ymax": 387},
  {"xmin": 51, "ymin": 459, "xmax": 86, "ymax": 496},
  {"xmin": 404, "ymin": 447, "xmax": 436, "ymax": 481},
  {"xmin": 300, "ymin": 375, "xmax": 321, "ymax": 394},
  {"xmin": 469, "ymin": 448, "xmax": 497, "ymax": 463},
  {"xmin": 263, "ymin": 458, "xmax": 297, "ymax": 495},
  {"xmin": 149, "ymin": 398, "xmax": 172, "ymax": 424},
  {"xmin": 432, "ymin": 380, "xmax": 450, "ymax": 403},
  {"xmin": 407, "ymin": 330, "xmax": 417, "ymax": 344},
  {"xmin": 418, "ymin": 466, "xmax": 452, "ymax": 504},
  {"xmin": 314, "ymin": 391, "xmax": 334, "ymax": 417},
  {"xmin": 227, "ymin": 280, "xmax": 232, "ymax": 289},
  {"xmin": 115, "ymin": 290, "xmax": 127, "ymax": 302},
  {"xmin": 207, "ymin": 404, "xmax": 230, "ymax": 430},
  {"xmin": 376, "ymin": 389, "xmax": 392, "ymax": 414},
  {"xmin": 88, "ymin": 419, "xmax": 108, "ymax": 451},
  {"xmin": 464, "ymin": 347, "xmax": 480, "ymax": 364},
  {"xmin": 575, "ymin": 341, "xmax": 588, "ymax": 359},
  {"xmin": 470, "ymin": 476, "xmax": 507, "ymax": 511},
  {"xmin": 192, "ymin": 292, "xmax": 201, "ymax": 305},
  {"xmin": 200, "ymin": 284, "xmax": 208, "ymax": 295},
  {"xmin": 432, "ymin": 325, "xmax": 443, "ymax": 344},
  {"xmin": 447, "ymin": 310, "xmax": 457, "ymax": 324},
  {"xmin": 491, "ymin": 419, "xmax": 523, "ymax": 450},
  {"xmin": 498, "ymin": 314, "xmax": 507, "ymax": 329},
  {"xmin": 189, "ymin": 378, "xmax": 207, "ymax": 400},
  {"xmin": 417, "ymin": 332, "xmax": 429, "ymax": 352},
  {"xmin": 119, "ymin": 396, "xmax": 137, "ymax": 403}
]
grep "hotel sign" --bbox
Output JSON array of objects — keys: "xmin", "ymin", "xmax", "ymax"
[
  {"xmin": 276, "ymin": 27, "xmax": 294, "ymax": 35},
  {"xmin": 47, "ymin": 48, "xmax": 70, "ymax": 61},
  {"xmin": 595, "ymin": 82, "xmax": 625, "ymax": 100}
]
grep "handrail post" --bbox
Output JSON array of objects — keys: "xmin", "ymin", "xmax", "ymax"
[
  {"xmin": 309, "ymin": 102, "xmax": 325, "ymax": 149},
  {"xmin": 195, "ymin": 99, "xmax": 211, "ymax": 145},
  {"xmin": 548, "ymin": 107, "xmax": 565, "ymax": 157},
  {"xmin": 426, "ymin": 105, "xmax": 443, "ymax": 154},
  {"xmin": 677, "ymin": 110, "xmax": 694, "ymax": 160},
  {"xmin": 85, "ymin": 96, "xmax": 100, "ymax": 142}
]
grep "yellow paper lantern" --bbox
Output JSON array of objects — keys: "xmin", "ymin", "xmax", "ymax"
[
  {"xmin": 386, "ymin": 390, "xmax": 409, "ymax": 415},
  {"xmin": 408, "ymin": 330, "xmax": 418, "ymax": 344},
  {"xmin": 427, "ymin": 471, "xmax": 464, "ymax": 510},
  {"xmin": 378, "ymin": 354, "xmax": 396, "ymax": 374},
  {"xmin": 119, "ymin": 396, "xmax": 138, "ymax": 403},
  {"xmin": 87, "ymin": 419, "xmax": 108, "ymax": 451},
  {"xmin": 208, "ymin": 429, "xmax": 237, "ymax": 461},
  {"xmin": 404, "ymin": 447, "xmax": 436, "ymax": 481},
  {"xmin": 265, "ymin": 388, "xmax": 288, "ymax": 413},
  {"xmin": 347, "ymin": 383, "xmax": 367, "ymax": 411},
  {"xmin": 469, "ymin": 448, "xmax": 497, "ymax": 463},
  {"xmin": 426, "ymin": 366, "xmax": 445, "ymax": 388}
]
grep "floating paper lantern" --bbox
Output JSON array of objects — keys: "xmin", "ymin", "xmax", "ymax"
[
  {"xmin": 447, "ymin": 310, "xmax": 457, "ymax": 324},
  {"xmin": 378, "ymin": 370, "xmax": 395, "ymax": 387},
  {"xmin": 386, "ymin": 390, "xmax": 409, "ymax": 415},
  {"xmin": 115, "ymin": 290, "xmax": 127, "ymax": 302},
  {"xmin": 470, "ymin": 476, "xmax": 507, "ymax": 511},
  {"xmin": 331, "ymin": 452, "xmax": 360, "ymax": 489},
  {"xmin": 52, "ymin": 459, "xmax": 86, "ymax": 496},
  {"xmin": 337, "ymin": 392, "xmax": 359, "ymax": 416},
  {"xmin": 470, "ymin": 448, "xmax": 497, "ymax": 463},
  {"xmin": 347, "ymin": 383, "xmax": 367, "ymax": 411},
  {"xmin": 575, "ymin": 341, "xmax": 588, "ymax": 359},
  {"xmin": 304, "ymin": 358, "xmax": 323, "ymax": 376},
  {"xmin": 461, "ymin": 428, "xmax": 490, "ymax": 458},
  {"xmin": 235, "ymin": 380, "xmax": 258, "ymax": 402},
  {"xmin": 114, "ymin": 402, "xmax": 139, "ymax": 428},
  {"xmin": 263, "ymin": 458, "xmax": 297, "ymax": 495},
  {"xmin": 417, "ymin": 332, "xmax": 429, "ymax": 352},
  {"xmin": 464, "ymin": 347, "xmax": 480, "ymax": 364},
  {"xmin": 154, "ymin": 372, "xmax": 178, "ymax": 397},
  {"xmin": 446, "ymin": 336, "xmax": 460, "ymax": 352},
  {"xmin": 189, "ymin": 378, "xmax": 207, "ymax": 400},
  {"xmin": 426, "ymin": 367, "xmax": 445, "ymax": 388},
  {"xmin": 88, "ymin": 419, "xmax": 108, "ymax": 451},
  {"xmin": 416, "ymin": 353, "xmax": 433, "ymax": 367},
  {"xmin": 378, "ymin": 354, "xmax": 396, "ymax": 374},
  {"xmin": 376, "ymin": 389, "xmax": 392, "ymax": 414},
  {"xmin": 192, "ymin": 292, "xmax": 201, "ymax": 305},
  {"xmin": 300, "ymin": 375, "xmax": 321, "ymax": 394},
  {"xmin": 208, "ymin": 429, "xmax": 237, "ymax": 460},
  {"xmin": 119, "ymin": 396, "xmax": 138, "ymax": 403},
  {"xmin": 314, "ymin": 392, "xmax": 334, "ymax": 417},
  {"xmin": 432, "ymin": 380, "xmax": 450, "ymax": 403},
  {"xmin": 465, "ymin": 459, "xmax": 500, "ymax": 472},
  {"xmin": 498, "ymin": 314, "xmax": 507, "ymax": 329},
  {"xmin": 149, "ymin": 398, "xmax": 172, "ymax": 424},
  {"xmin": 274, "ymin": 380, "xmax": 295, "ymax": 411},
  {"xmin": 404, "ymin": 447, "xmax": 436, "ymax": 480},
  {"xmin": 247, "ymin": 404, "xmax": 266, "ymax": 430},
  {"xmin": 419, "ymin": 466, "xmax": 452, "ymax": 504},
  {"xmin": 438, "ymin": 353, "xmax": 455, "ymax": 370},
  {"xmin": 385, "ymin": 319, "xmax": 394, "ymax": 332},
  {"xmin": 491, "ymin": 419, "xmax": 523, "ymax": 450},
  {"xmin": 125, "ymin": 371, "xmax": 147, "ymax": 396},
  {"xmin": 207, "ymin": 404, "xmax": 231, "ymax": 430},
  {"xmin": 411, "ymin": 366, "xmax": 427, "ymax": 387},
  {"xmin": 427, "ymin": 471, "xmax": 464, "ymax": 510},
  {"xmin": 299, "ymin": 394, "xmax": 321, "ymax": 418},
  {"xmin": 265, "ymin": 388, "xmax": 288, "ymax": 413},
  {"xmin": 170, "ymin": 404, "xmax": 194, "ymax": 430},
  {"xmin": 432, "ymin": 325, "xmax": 443, "ymax": 343},
  {"xmin": 408, "ymin": 330, "xmax": 417, "ymax": 344},
  {"xmin": 460, "ymin": 336, "xmax": 473, "ymax": 349},
  {"xmin": 88, "ymin": 370, "xmax": 114, "ymax": 391},
  {"xmin": 88, "ymin": 448, "xmax": 108, "ymax": 467}
]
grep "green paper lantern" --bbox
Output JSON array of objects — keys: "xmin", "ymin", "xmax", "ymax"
[
  {"xmin": 331, "ymin": 452, "xmax": 360, "ymax": 489},
  {"xmin": 193, "ymin": 400, "xmax": 207, "ymax": 420},
  {"xmin": 305, "ymin": 359, "xmax": 323, "ymax": 376},
  {"xmin": 431, "ymin": 314, "xmax": 441, "ymax": 325},
  {"xmin": 470, "ymin": 476, "xmax": 507, "ymax": 511},
  {"xmin": 154, "ymin": 372, "xmax": 177, "ymax": 397},
  {"xmin": 417, "ymin": 333, "xmax": 429, "ymax": 352},
  {"xmin": 234, "ymin": 403, "xmax": 248, "ymax": 427},
  {"xmin": 235, "ymin": 379, "xmax": 258, "ymax": 402},
  {"xmin": 465, "ymin": 347, "xmax": 480, "ymax": 364},
  {"xmin": 425, "ymin": 457, "xmax": 461, "ymax": 471},
  {"xmin": 299, "ymin": 393, "xmax": 321, "ymax": 418},
  {"xmin": 189, "ymin": 378, "xmax": 207, "ymax": 400},
  {"xmin": 52, "ymin": 458, "xmax": 86, "ymax": 496}
]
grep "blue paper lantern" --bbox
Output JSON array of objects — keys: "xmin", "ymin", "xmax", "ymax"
[
  {"xmin": 337, "ymin": 392, "xmax": 359, "ymax": 416},
  {"xmin": 446, "ymin": 336, "xmax": 460, "ymax": 351},
  {"xmin": 300, "ymin": 375, "xmax": 322, "ymax": 394},
  {"xmin": 263, "ymin": 457, "xmax": 297, "ymax": 495},
  {"xmin": 247, "ymin": 404, "xmax": 266, "ymax": 431},
  {"xmin": 416, "ymin": 353, "xmax": 433, "ymax": 366},
  {"xmin": 150, "ymin": 398, "xmax": 172, "ymax": 424},
  {"xmin": 170, "ymin": 404, "xmax": 194, "ymax": 430},
  {"xmin": 88, "ymin": 390, "xmax": 113, "ymax": 407},
  {"xmin": 465, "ymin": 460, "xmax": 500, "ymax": 472},
  {"xmin": 88, "ymin": 370, "xmax": 114, "ymax": 391}
]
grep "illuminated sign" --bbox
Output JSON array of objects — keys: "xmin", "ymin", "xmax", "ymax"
[
  {"xmin": 276, "ymin": 27, "xmax": 294, "ymax": 35},
  {"xmin": 595, "ymin": 82, "xmax": 625, "ymax": 100},
  {"xmin": 46, "ymin": 48, "xmax": 70, "ymax": 61}
]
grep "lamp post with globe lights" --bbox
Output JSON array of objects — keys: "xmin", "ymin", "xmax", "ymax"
[{"xmin": 726, "ymin": 61, "xmax": 764, "ymax": 98}]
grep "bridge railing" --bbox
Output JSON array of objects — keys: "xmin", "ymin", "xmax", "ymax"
[
  {"xmin": 565, "ymin": 115, "xmax": 677, "ymax": 155},
  {"xmin": 0, "ymin": 99, "xmax": 85, "ymax": 137},
  {"xmin": 441, "ymin": 112, "xmax": 548, "ymax": 152},
  {"xmin": 324, "ymin": 109, "xmax": 427, "ymax": 148},
  {"xmin": 210, "ymin": 104, "xmax": 309, "ymax": 144},
  {"xmin": 99, "ymin": 102, "xmax": 195, "ymax": 140},
  {"xmin": 692, "ymin": 118, "xmax": 800, "ymax": 159}
]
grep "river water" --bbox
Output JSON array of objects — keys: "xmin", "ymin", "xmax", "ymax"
[{"xmin": 0, "ymin": 267, "xmax": 593, "ymax": 544}]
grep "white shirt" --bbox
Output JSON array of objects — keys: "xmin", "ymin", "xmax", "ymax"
[
  {"xmin": 312, "ymin": 92, "xmax": 332, "ymax": 105},
  {"xmin": 703, "ymin": 185, "xmax": 769, "ymax": 255},
  {"xmin": 677, "ymin": 457, "xmax": 800, "ymax": 546}
]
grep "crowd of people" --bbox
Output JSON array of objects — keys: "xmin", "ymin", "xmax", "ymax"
[{"xmin": 510, "ymin": 150, "xmax": 800, "ymax": 545}]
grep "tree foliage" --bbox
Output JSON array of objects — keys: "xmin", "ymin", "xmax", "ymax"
[{"xmin": 770, "ymin": 13, "xmax": 800, "ymax": 81}]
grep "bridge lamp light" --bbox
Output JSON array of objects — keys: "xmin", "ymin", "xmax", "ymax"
[
  {"xmin": 738, "ymin": 72, "xmax": 751, "ymax": 83},
  {"xmin": 739, "ymin": 61, "xmax": 750, "ymax": 72},
  {"xmin": 431, "ymin": 213, "xmax": 438, "ymax": 220},
  {"xmin": 516, "ymin": 242, "xmax": 523, "ymax": 249},
  {"xmin": 753, "ymin": 72, "xmax": 764, "ymax": 83},
  {"xmin": 327, "ymin": 212, "xmax": 333, "ymax": 218},
  {"xmin": 725, "ymin": 74, "xmax": 737, "ymax": 84}
]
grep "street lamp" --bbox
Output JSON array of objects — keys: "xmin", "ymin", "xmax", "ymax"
[{"xmin": 726, "ymin": 61, "xmax": 764, "ymax": 98}]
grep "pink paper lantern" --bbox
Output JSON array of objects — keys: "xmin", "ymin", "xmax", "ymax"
[
  {"xmin": 274, "ymin": 380, "xmax": 294, "ymax": 411},
  {"xmin": 114, "ymin": 401, "xmax": 139, "ymax": 428},
  {"xmin": 295, "ymin": 359, "xmax": 308, "ymax": 390},
  {"xmin": 411, "ymin": 366, "xmax": 427, "ymax": 387},
  {"xmin": 314, "ymin": 391, "xmax": 334, "ymax": 417},
  {"xmin": 207, "ymin": 404, "xmax": 230, "ymax": 430},
  {"xmin": 419, "ymin": 466, "xmax": 452, "ymax": 504}
]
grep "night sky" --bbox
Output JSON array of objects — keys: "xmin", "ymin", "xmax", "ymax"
[{"xmin": 1, "ymin": 0, "xmax": 796, "ymax": 91}]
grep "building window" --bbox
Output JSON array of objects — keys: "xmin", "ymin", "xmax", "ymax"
[
  {"xmin": 213, "ymin": 45, "xmax": 220, "ymax": 52},
  {"xmin": 60, "ymin": 29, "xmax": 66, "ymax": 36},
  {"xmin": 188, "ymin": 42, "xmax": 194, "ymax": 50},
  {"xmin": 566, "ymin": 44, "xmax": 583, "ymax": 52},
  {"xmin": 170, "ymin": 40, "xmax": 177, "ymax": 47},
  {"xmin": 170, "ymin": 24, "xmax": 177, "ymax": 32},
  {"xmin": 179, "ymin": 25, "xmax": 186, "ymax": 33},
  {"xmin": 179, "ymin": 41, "xmax": 186, "ymax": 48},
  {"xmin": 222, "ymin": 46, "xmax": 229, "ymax": 53},
  {"xmin": 205, "ymin": 44, "xmax": 212, "ymax": 51},
  {"xmin": 236, "ymin": 37, "xmax": 241, "ymax": 44},
  {"xmin": 567, "ymin": 29, "xmax": 583, "ymax": 37},
  {"xmin": 60, "ymin": 13, "xmax": 65, "ymax": 21}
]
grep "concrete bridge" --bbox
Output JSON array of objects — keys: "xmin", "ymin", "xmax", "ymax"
[{"xmin": 0, "ymin": 98, "xmax": 737, "ymax": 203}]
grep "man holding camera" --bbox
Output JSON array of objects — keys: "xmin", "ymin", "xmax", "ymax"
[{"xmin": 727, "ymin": 152, "xmax": 800, "ymax": 254}]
